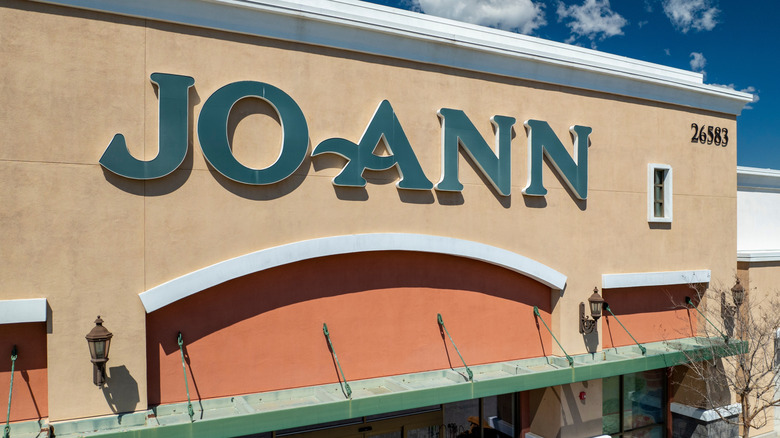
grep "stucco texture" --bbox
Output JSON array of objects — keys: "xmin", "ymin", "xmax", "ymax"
[{"xmin": 0, "ymin": 0, "xmax": 737, "ymax": 422}]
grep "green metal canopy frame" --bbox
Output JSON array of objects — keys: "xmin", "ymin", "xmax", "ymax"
[{"xmin": 20, "ymin": 337, "xmax": 744, "ymax": 438}]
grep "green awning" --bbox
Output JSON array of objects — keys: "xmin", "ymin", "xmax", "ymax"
[{"xmin": 33, "ymin": 337, "xmax": 744, "ymax": 438}]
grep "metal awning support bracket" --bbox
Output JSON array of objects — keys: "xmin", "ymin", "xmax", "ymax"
[
  {"xmin": 685, "ymin": 296, "xmax": 729, "ymax": 344},
  {"xmin": 437, "ymin": 313, "xmax": 473, "ymax": 381},
  {"xmin": 3, "ymin": 346, "xmax": 17, "ymax": 438},
  {"xmin": 604, "ymin": 304, "xmax": 647, "ymax": 355},
  {"xmin": 177, "ymin": 332, "xmax": 195, "ymax": 422},
  {"xmin": 28, "ymin": 336, "xmax": 742, "ymax": 438},
  {"xmin": 532, "ymin": 307, "xmax": 574, "ymax": 367},
  {"xmin": 323, "ymin": 323, "xmax": 352, "ymax": 399}
]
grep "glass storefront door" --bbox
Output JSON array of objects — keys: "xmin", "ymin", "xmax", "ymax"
[{"xmin": 603, "ymin": 369, "xmax": 666, "ymax": 437}]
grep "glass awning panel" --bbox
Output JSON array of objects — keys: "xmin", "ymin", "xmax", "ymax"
[{"xmin": 32, "ymin": 337, "xmax": 744, "ymax": 438}]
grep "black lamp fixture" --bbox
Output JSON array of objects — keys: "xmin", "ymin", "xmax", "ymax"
[
  {"xmin": 580, "ymin": 287, "xmax": 605, "ymax": 334},
  {"xmin": 85, "ymin": 316, "xmax": 113, "ymax": 387},
  {"xmin": 721, "ymin": 278, "xmax": 745, "ymax": 318}
]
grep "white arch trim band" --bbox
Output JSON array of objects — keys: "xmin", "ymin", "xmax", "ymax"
[{"xmin": 139, "ymin": 233, "xmax": 568, "ymax": 313}]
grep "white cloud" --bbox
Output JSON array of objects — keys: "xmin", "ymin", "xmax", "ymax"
[
  {"xmin": 399, "ymin": 0, "xmax": 424, "ymax": 12},
  {"xmin": 712, "ymin": 83, "xmax": 760, "ymax": 110},
  {"xmin": 556, "ymin": 0, "xmax": 627, "ymax": 44},
  {"xmin": 413, "ymin": 0, "xmax": 547, "ymax": 34},
  {"xmin": 689, "ymin": 52, "xmax": 706, "ymax": 73},
  {"xmin": 662, "ymin": 0, "xmax": 720, "ymax": 33}
]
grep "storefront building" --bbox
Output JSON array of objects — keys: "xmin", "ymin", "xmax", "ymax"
[
  {"xmin": 0, "ymin": 0, "xmax": 753, "ymax": 437},
  {"xmin": 737, "ymin": 166, "xmax": 780, "ymax": 438}
]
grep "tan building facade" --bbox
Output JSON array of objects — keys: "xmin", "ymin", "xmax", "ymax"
[
  {"xmin": 737, "ymin": 167, "xmax": 780, "ymax": 438},
  {"xmin": 0, "ymin": 0, "xmax": 753, "ymax": 437}
]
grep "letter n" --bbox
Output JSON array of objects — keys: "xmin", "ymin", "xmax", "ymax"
[
  {"xmin": 435, "ymin": 109, "xmax": 515, "ymax": 196},
  {"xmin": 523, "ymin": 120, "xmax": 592, "ymax": 200}
]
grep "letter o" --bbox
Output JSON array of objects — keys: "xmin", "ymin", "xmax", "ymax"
[{"xmin": 198, "ymin": 81, "xmax": 309, "ymax": 185}]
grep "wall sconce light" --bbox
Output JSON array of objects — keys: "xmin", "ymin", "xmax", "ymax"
[
  {"xmin": 580, "ymin": 288, "xmax": 605, "ymax": 334},
  {"xmin": 85, "ymin": 316, "xmax": 113, "ymax": 387},
  {"xmin": 722, "ymin": 278, "xmax": 745, "ymax": 318},
  {"xmin": 732, "ymin": 278, "xmax": 745, "ymax": 307}
]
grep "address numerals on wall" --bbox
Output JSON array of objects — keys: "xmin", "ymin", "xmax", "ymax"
[{"xmin": 690, "ymin": 123, "xmax": 729, "ymax": 146}]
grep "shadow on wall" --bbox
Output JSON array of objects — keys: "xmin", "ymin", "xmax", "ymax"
[
  {"xmin": 582, "ymin": 327, "xmax": 599, "ymax": 354},
  {"xmin": 145, "ymin": 251, "xmax": 554, "ymax": 406},
  {"xmin": 102, "ymin": 86, "xmax": 202, "ymax": 197},
  {"xmin": 0, "ymin": 322, "xmax": 48, "ymax": 422},
  {"xmin": 602, "ymin": 284, "xmax": 699, "ymax": 349},
  {"xmin": 102, "ymin": 365, "xmax": 140, "ymax": 416}
]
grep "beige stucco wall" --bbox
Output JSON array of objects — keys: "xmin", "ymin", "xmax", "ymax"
[
  {"xmin": 0, "ymin": 0, "xmax": 738, "ymax": 422},
  {"xmin": 0, "ymin": 1, "xmax": 149, "ymax": 421},
  {"xmin": 737, "ymin": 262, "xmax": 780, "ymax": 437},
  {"xmin": 739, "ymin": 262, "xmax": 780, "ymax": 296},
  {"xmin": 528, "ymin": 381, "xmax": 604, "ymax": 438}
]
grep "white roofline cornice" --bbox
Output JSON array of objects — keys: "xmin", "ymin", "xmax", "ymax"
[
  {"xmin": 737, "ymin": 166, "xmax": 780, "ymax": 191},
  {"xmin": 32, "ymin": 0, "xmax": 751, "ymax": 115},
  {"xmin": 737, "ymin": 166, "xmax": 780, "ymax": 177},
  {"xmin": 737, "ymin": 251, "xmax": 780, "ymax": 263}
]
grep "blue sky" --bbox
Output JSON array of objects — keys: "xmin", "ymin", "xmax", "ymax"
[{"xmin": 360, "ymin": 0, "xmax": 776, "ymax": 169}]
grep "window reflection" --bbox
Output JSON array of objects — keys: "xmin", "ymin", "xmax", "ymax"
[
  {"xmin": 444, "ymin": 395, "xmax": 515, "ymax": 438},
  {"xmin": 604, "ymin": 370, "xmax": 666, "ymax": 437}
]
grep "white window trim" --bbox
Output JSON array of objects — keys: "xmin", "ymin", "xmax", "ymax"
[{"xmin": 648, "ymin": 163, "xmax": 673, "ymax": 223}]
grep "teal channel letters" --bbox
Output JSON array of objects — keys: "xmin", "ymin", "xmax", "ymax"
[
  {"xmin": 99, "ymin": 73, "xmax": 195, "ymax": 179},
  {"xmin": 311, "ymin": 100, "xmax": 433, "ymax": 190},
  {"xmin": 198, "ymin": 81, "xmax": 309, "ymax": 185},
  {"xmin": 435, "ymin": 109, "xmax": 516, "ymax": 196},
  {"xmin": 99, "ymin": 73, "xmax": 593, "ymax": 199},
  {"xmin": 522, "ymin": 120, "xmax": 592, "ymax": 200}
]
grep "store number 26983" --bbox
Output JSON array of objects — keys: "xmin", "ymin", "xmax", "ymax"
[{"xmin": 691, "ymin": 123, "xmax": 729, "ymax": 146}]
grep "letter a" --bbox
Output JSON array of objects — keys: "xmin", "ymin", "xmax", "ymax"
[{"xmin": 312, "ymin": 100, "xmax": 432, "ymax": 190}]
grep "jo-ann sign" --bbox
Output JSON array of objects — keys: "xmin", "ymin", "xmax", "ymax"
[{"xmin": 100, "ymin": 73, "xmax": 592, "ymax": 199}]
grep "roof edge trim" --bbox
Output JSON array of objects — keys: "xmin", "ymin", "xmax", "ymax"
[
  {"xmin": 737, "ymin": 251, "xmax": 780, "ymax": 263},
  {"xmin": 737, "ymin": 166, "xmax": 780, "ymax": 191},
  {"xmin": 31, "ymin": 0, "xmax": 752, "ymax": 115}
]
